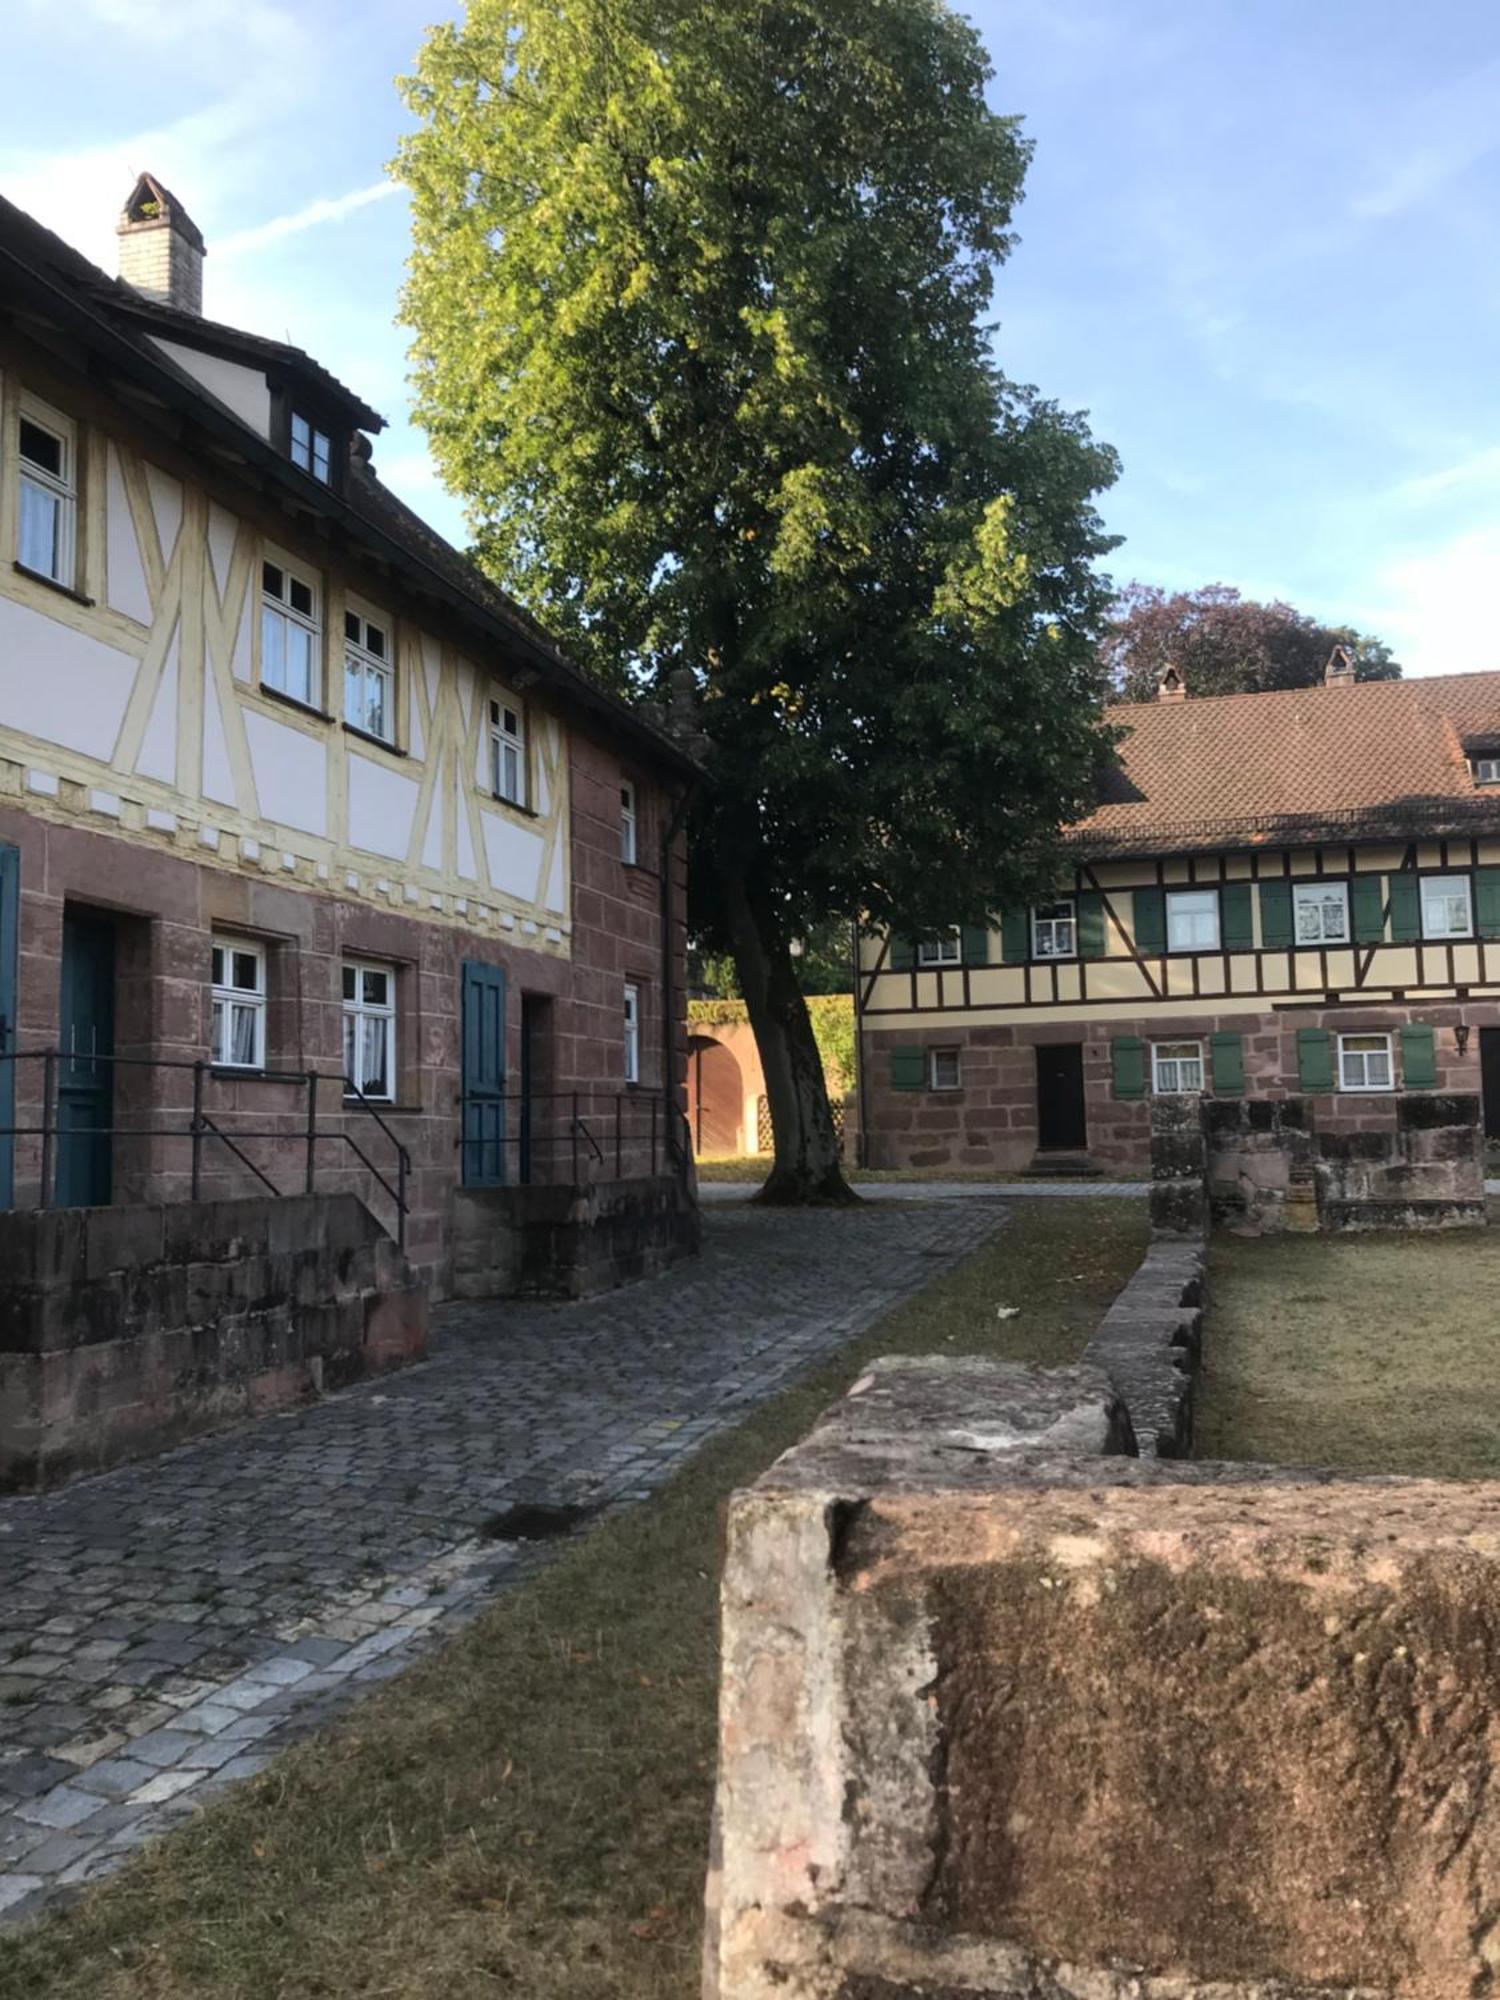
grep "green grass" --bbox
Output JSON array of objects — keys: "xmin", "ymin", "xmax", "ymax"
[
  {"xmin": 0, "ymin": 1199, "xmax": 1147, "ymax": 2000},
  {"xmin": 1196, "ymin": 1228, "xmax": 1500, "ymax": 1479}
]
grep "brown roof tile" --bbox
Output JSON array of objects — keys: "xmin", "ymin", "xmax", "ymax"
[{"xmin": 1074, "ymin": 671, "xmax": 1500, "ymax": 854}]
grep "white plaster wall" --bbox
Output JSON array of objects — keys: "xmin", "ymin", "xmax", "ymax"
[
  {"xmin": 0, "ymin": 595, "xmax": 134, "ymax": 762},
  {"xmin": 148, "ymin": 338, "xmax": 273, "ymax": 439},
  {"xmin": 105, "ymin": 445, "xmax": 152, "ymax": 624},
  {"xmin": 135, "ymin": 623, "xmax": 179, "ymax": 784},
  {"xmin": 348, "ymin": 753, "xmax": 419, "ymax": 859},
  {"xmin": 145, "ymin": 465, "xmax": 183, "ymax": 564},
  {"xmin": 483, "ymin": 810, "xmax": 546, "ymax": 903},
  {"xmin": 243, "ymin": 709, "xmax": 327, "ymax": 837}
]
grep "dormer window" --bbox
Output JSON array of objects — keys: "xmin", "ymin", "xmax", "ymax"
[
  {"xmin": 1473, "ymin": 757, "xmax": 1500, "ymax": 787},
  {"xmin": 289, "ymin": 411, "xmax": 332, "ymax": 484},
  {"xmin": 490, "ymin": 698, "xmax": 526, "ymax": 807}
]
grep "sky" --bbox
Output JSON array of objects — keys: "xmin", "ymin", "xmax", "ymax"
[{"xmin": 5, "ymin": 0, "xmax": 1500, "ymax": 678}]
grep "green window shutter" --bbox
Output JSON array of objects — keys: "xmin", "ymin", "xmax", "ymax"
[
  {"xmin": 1132, "ymin": 887, "xmax": 1166, "ymax": 955},
  {"xmin": 1000, "ymin": 909, "xmax": 1029, "ymax": 963},
  {"xmin": 1221, "ymin": 882, "xmax": 1254, "ymax": 953},
  {"xmin": 1476, "ymin": 869, "xmax": 1500, "ymax": 939},
  {"xmin": 960, "ymin": 924, "xmax": 990, "ymax": 966},
  {"xmin": 1076, "ymin": 892, "xmax": 1107, "ymax": 960},
  {"xmin": 1296, "ymin": 1027, "xmax": 1334, "ymax": 1092},
  {"xmin": 1210, "ymin": 1031, "xmax": 1245, "ymax": 1096},
  {"xmin": 1388, "ymin": 875, "xmax": 1420, "ymax": 944},
  {"xmin": 1111, "ymin": 1034, "xmax": 1146, "ymax": 1100},
  {"xmin": 889, "ymin": 1047, "xmax": 926, "ymax": 1091},
  {"xmin": 1351, "ymin": 875, "xmax": 1385, "ymax": 945},
  {"xmin": 1400, "ymin": 1024, "xmax": 1437, "ymax": 1090},
  {"xmin": 888, "ymin": 934, "xmax": 915, "ymax": 971},
  {"xmin": 1258, "ymin": 879, "xmax": 1293, "ymax": 950}
]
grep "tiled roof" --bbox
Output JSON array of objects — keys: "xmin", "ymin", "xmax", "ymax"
[{"xmin": 1074, "ymin": 671, "xmax": 1500, "ymax": 854}]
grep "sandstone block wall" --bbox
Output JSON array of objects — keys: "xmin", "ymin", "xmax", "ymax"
[
  {"xmin": 0, "ymin": 1192, "xmax": 426, "ymax": 1489},
  {"xmin": 706, "ymin": 1354, "xmax": 1500, "ymax": 2000},
  {"xmin": 450, "ymin": 1171, "xmax": 700, "ymax": 1300}
]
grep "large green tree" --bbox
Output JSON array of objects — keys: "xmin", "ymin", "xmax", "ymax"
[
  {"xmin": 395, "ymin": 0, "xmax": 1120, "ymax": 1200},
  {"xmin": 1103, "ymin": 584, "xmax": 1401, "ymax": 701}
]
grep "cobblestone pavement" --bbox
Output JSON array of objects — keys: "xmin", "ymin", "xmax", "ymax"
[
  {"xmin": 0, "ymin": 1198, "xmax": 1005, "ymax": 1922},
  {"xmin": 700, "ymin": 1178, "xmax": 1147, "ymax": 1203}
]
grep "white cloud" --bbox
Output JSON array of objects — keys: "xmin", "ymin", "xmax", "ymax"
[
  {"xmin": 1364, "ymin": 526, "xmax": 1500, "ymax": 679},
  {"xmin": 1350, "ymin": 59, "xmax": 1500, "ymax": 220},
  {"xmin": 217, "ymin": 182, "xmax": 401, "ymax": 260}
]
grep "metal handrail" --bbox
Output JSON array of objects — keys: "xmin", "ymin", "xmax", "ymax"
[
  {"xmin": 0, "ymin": 1047, "xmax": 412, "ymax": 1247},
  {"xmin": 455, "ymin": 1087, "xmax": 691, "ymax": 1188}
]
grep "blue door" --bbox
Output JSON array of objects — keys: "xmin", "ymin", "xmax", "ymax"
[
  {"xmin": 56, "ymin": 909, "xmax": 115, "ymax": 1208},
  {"xmin": 461, "ymin": 960, "xmax": 507, "ymax": 1186},
  {"xmin": 0, "ymin": 845, "xmax": 17, "ymax": 1208}
]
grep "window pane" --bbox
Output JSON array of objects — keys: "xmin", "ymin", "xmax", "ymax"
[
  {"xmin": 360, "ymin": 1015, "xmax": 389, "ymax": 1096},
  {"xmin": 342, "ymin": 965, "xmax": 357, "ymax": 1000},
  {"xmin": 365, "ymin": 667, "xmax": 389, "ymax": 741},
  {"xmin": 211, "ymin": 997, "xmax": 225, "ymax": 1063},
  {"xmin": 289, "ymin": 576, "xmax": 314, "ymax": 618},
  {"xmin": 19, "ymin": 418, "xmax": 62, "ymax": 477},
  {"xmin": 365, "ymin": 622, "xmax": 386, "ymax": 661},
  {"xmin": 342, "ymin": 1010, "xmax": 357, "ymax": 1083},
  {"xmin": 286, "ymin": 622, "xmax": 313, "ymax": 703},
  {"xmin": 229, "ymin": 1001, "xmax": 258, "ymax": 1067},
  {"xmin": 362, "ymin": 969, "xmax": 388, "ymax": 1008},
  {"xmin": 262, "ymin": 607, "xmax": 286, "ymax": 688},
  {"xmin": 18, "ymin": 480, "xmax": 60, "ymax": 578},
  {"xmin": 312, "ymin": 433, "xmax": 331, "ymax": 483},
  {"xmin": 263, "ymin": 561, "xmax": 284, "ymax": 600},
  {"xmin": 345, "ymin": 657, "xmax": 364, "ymax": 727},
  {"xmin": 345, "ymin": 611, "xmax": 361, "ymax": 644},
  {"xmin": 211, "ymin": 946, "xmax": 224, "ymax": 986}
]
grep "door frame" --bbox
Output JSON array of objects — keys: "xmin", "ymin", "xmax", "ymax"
[
  {"xmin": 0, "ymin": 845, "xmax": 17, "ymax": 1208},
  {"xmin": 1034, "ymin": 1040, "xmax": 1088, "ymax": 1154}
]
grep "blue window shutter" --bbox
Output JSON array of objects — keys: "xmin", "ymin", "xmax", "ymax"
[
  {"xmin": 960, "ymin": 924, "xmax": 990, "ymax": 966},
  {"xmin": 1400, "ymin": 1024, "xmax": 1437, "ymax": 1089},
  {"xmin": 1221, "ymin": 882, "xmax": 1253, "ymax": 953},
  {"xmin": 1476, "ymin": 870, "xmax": 1500, "ymax": 939},
  {"xmin": 1210, "ymin": 1031, "xmax": 1245, "ymax": 1096},
  {"xmin": 1111, "ymin": 1035, "xmax": 1146, "ymax": 1100},
  {"xmin": 1297, "ymin": 1028, "xmax": 1333, "ymax": 1092},
  {"xmin": 1076, "ymin": 892, "xmax": 1107, "ymax": 960},
  {"xmin": 1259, "ymin": 879, "xmax": 1292, "ymax": 949},
  {"xmin": 1351, "ymin": 875, "xmax": 1385, "ymax": 945},
  {"xmin": 1132, "ymin": 887, "xmax": 1166, "ymax": 955},
  {"xmin": 888, "ymin": 934, "xmax": 915, "ymax": 971},
  {"xmin": 889, "ymin": 1047, "xmax": 926, "ymax": 1091},
  {"xmin": 1388, "ymin": 875, "xmax": 1420, "ymax": 944}
]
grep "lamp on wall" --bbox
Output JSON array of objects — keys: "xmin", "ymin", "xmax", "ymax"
[{"xmin": 1455, "ymin": 1022, "xmax": 1471, "ymax": 1057}]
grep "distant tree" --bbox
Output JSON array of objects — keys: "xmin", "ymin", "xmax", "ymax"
[
  {"xmin": 1102, "ymin": 584, "xmax": 1402, "ymax": 702},
  {"xmin": 692, "ymin": 920, "xmax": 851, "ymax": 1001}
]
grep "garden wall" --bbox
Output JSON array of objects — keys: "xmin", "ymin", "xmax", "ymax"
[
  {"xmin": 0, "ymin": 1193, "xmax": 426, "ymax": 1491},
  {"xmin": 450, "ymin": 1173, "xmax": 700, "ymax": 1301}
]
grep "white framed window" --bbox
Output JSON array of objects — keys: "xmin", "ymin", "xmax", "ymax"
[
  {"xmin": 342, "ymin": 960, "xmax": 396, "ymax": 1101},
  {"xmin": 1472, "ymin": 757, "xmax": 1500, "ymax": 786},
  {"xmin": 623, "ymin": 982, "xmax": 641, "ymax": 1083},
  {"xmin": 17, "ymin": 397, "xmax": 77, "ymax": 587},
  {"xmin": 1166, "ymin": 889, "xmax": 1220, "ymax": 952},
  {"xmin": 343, "ymin": 607, "xmax": 393, "ymax": 743},
  {"xmin": 261, "ymin": 556, "xmax": 322, "ymax": 709},
  {"xmin": 1338, "ymin": 1032, "xmax": 1393, "ymax": 1092},
  {"xmin": 621, "ymin": 779, "xmax": 638, "ymax": 864},
  {"xmin": 1152, "ymin": 1040, "xmax": 1204, "ymax": 1093},
  {"xmin": 211, "ymin": 937, "xmax": 266, "ymax": 1070},
  {"xmin": 1293, "ymin": 880, "xmax": 1349, "ymax": 944},
  {"xmin": 1032, "ymin": 900, "xmax": 1077, "ymax": 960},
  {"xmin": 1421, "ymin": 873, "xmax": 1472, "ymax": 940},
  {"xmin": 916, "ymin": 930, "xmax": 962, "ymax": 967},
  {"xmin": 929, "ymin": 1047, "xmax": 961, "ymax": 1091},
  {"xmin": 290, "ymin": 411, "xmax": 332, "ymax": 484},
  {"xmin": 490, "ymin": 698, "xmax": 526, "ymax": 806}
]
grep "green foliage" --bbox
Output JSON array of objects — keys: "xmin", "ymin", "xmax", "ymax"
[
  {"xmin": 688, "ymin": 993, "xmax": 855, "ymax": 1093},
  {"xmin": 395, "ymin": 0, "xmax": 1121, "ymax": 948},
  {"xmin": 1103, "ymin": 584, "xmax": 1402, "ymax": 701}
]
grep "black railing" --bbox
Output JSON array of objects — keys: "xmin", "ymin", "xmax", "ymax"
[
  {"xmin": 0, "ymin": 1049, "xmax": 411, "ymax": 1247},
  {"xmin": 460, "ymin": 1087, "xmax": 691, "ymax": 1189}
]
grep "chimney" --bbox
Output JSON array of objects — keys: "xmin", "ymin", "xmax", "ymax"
[
  {"xmin": 117, "ymin": 173, "xmax": 205, "ymax": 315},
  {"xmin": 1325, "ymin": 643, "xmax": 1357, "ymax": 686},
  {"xmin": 1155, "ymin": 662, "xmax": 1186, "ymax": 705}
]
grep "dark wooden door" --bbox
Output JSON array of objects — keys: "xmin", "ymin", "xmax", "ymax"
[
  {"xmin": 460, "ymin": 960, "xmax": 507, "ymax": 1186},
  {"xmin": 1481, "ymin": 1029, "xmax": 1500, "ymax": 1141},
  {"xmin": 57, "ymin": 908, "xmax": 116, "ymax": 1207},
  {"xmin": 0, "ymin": 844, "xmax": 16, "ymax": 1208},
  {"xmin": 518, "ymin": 993, "xmax": 547, "ymax": 1185},
  {"xmin": 1035, "ymin": 1042, "xmax": 1087, "ymax": 1153}
]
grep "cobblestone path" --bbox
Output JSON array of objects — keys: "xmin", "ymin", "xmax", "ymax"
[{"xmin": 0, "ymin": 1198, "xmax": 1003, "ymax": 1921}]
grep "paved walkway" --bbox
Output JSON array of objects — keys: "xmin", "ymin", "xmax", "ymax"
[
  {"xmin": 0, "ymin": 1198, "xmax": 1004, "ymax": 1922},
  {"xmin": 700, "ymin": 1178, "xmax": 1148, "ymax": 1203}
]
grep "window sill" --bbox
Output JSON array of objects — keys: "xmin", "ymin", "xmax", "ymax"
[
  {"xmin": 209, "ymin": 1064, "xmax": 268, "ymax": 1080},
  {"xmin": 13, "ymin": 561, "xmax": 94, "ymax": 608},
  {"xmin": 260, "ymin": 684, "xmax": 334, "ymax": 725},
  {"xmin": 491, "ymin": 791, "xmax": 539, "ymax": 819},
  {"xmin": 343, "ymin": 1096, "xmax": 418, "ymax": 1113},
  {"xmin": 342, "ymin": 721, "xmax": 405, "ymax": 756}
]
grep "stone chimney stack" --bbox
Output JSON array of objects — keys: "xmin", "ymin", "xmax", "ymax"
[
  {"xmin": 1325, "ymin": 643, "xmax": 1357, "ymax": 686},
  {"xmin": 116, "ymin": 174, "xmax": 204, "ymax": 315},
  {"xmin": 1155, "ymin": 663, "xmax": 1186, "ymax": 705}
]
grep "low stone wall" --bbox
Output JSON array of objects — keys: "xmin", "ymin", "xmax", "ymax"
[
  {"xmin": 1080, "ymin": 1235, "xmax": 1205, "ymax": 1458},
  {"xmin": 450, "ymin": 1173, "xmax": 700, "ymax": 1301},
  {"xmin": 1206, "ymin": 1097, "xmax": 1316, "ymax": 1233},
  {"xmin": 1315, "ymin": 1092, "xmax": 1485, "ymax": 1231},
  {"xmin": 706, "ymin": 1353, "xmax": 1500, "ymax": 2000},
  {"xmin": 0, "ymin": 1194, "xmax": 426, "ymax": 1491}
]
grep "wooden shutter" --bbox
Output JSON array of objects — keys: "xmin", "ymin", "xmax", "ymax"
[
  {"xmin": 889, "ymin": 1047, "xmax": 926, "ymax": 1091},
  {"xmin": 1258, "ymin": 879, "xmax": 1293, "ymax": 950},
  {"xmin": 1210, "ymin": 1031, "xmax": 1245, "ymax": 1096},
  {"xmin": 960, "ymin": 924, "xmax": 990, "ymax": 966},
  {"xmin": 1351, "ymin": 875, "xmax": 1385, "ymax": 945},
  {"xmin": 1296, "ymin": 1027, "xmax": 1334, "ymax": 1092},
  {"xmin": 1221, "ymin": 882, "xmax": 1254, "ymax": 953},
  {"xmin": 1000, "ymin": 910, "xmax": 1029, "ymax": 963},
  {"xmin": 1476, "ymin": 869, "xmax": 1500, "ymax": 939},
  {"xmin": 1111, "ymin": 1035, "xmax": 1146, "ymax": 1100},
  {"xmin": 1076, "ymin": 891, "xmax": 1106, "ymax": 960},
  {"xmin": 1387, "ymin": 875, "xmax": 1420, "ymax": 943},
  {"xmin": 1132, "ymin": 887, "xmax": 1166, "ymax": 955},
  {"xmin": 1400, "ymin": 1023, "xmax": 1437, "ymax": 1089},
  {"xmin": 888, "ymin": 934, "xmax": 915, "ymax": 971}
]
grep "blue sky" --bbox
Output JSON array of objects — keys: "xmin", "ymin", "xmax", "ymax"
[{"xmin": 6, "ymin": 0, "xmax": 1499, "ymax": 676}]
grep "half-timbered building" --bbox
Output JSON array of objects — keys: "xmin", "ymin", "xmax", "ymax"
[
  {"xmin": 858, "ymin": 654, "xmax": 1500, "ymax": 1173},
  {"xmin": 0, "ymin": 179, "xmax": 697, "ymax": 1289}
]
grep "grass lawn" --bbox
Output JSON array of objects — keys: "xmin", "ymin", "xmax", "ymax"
[
  {"xmin": 0, "ymin": 1199, "xmax": 1147, "ymax": 2000},
  {"xmin": 1196, "ymin": 1227, "xmax": 1500, "ymax": 1479},
  {"xmin": 696, "ymin": 1155, "xmax": 1147, "ymax": 1184}
]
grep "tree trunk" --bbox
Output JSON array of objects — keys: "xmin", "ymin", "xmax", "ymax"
[{"xmin": 724, "ymin": 872, "xmax": 858, "ymax": 1204}]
